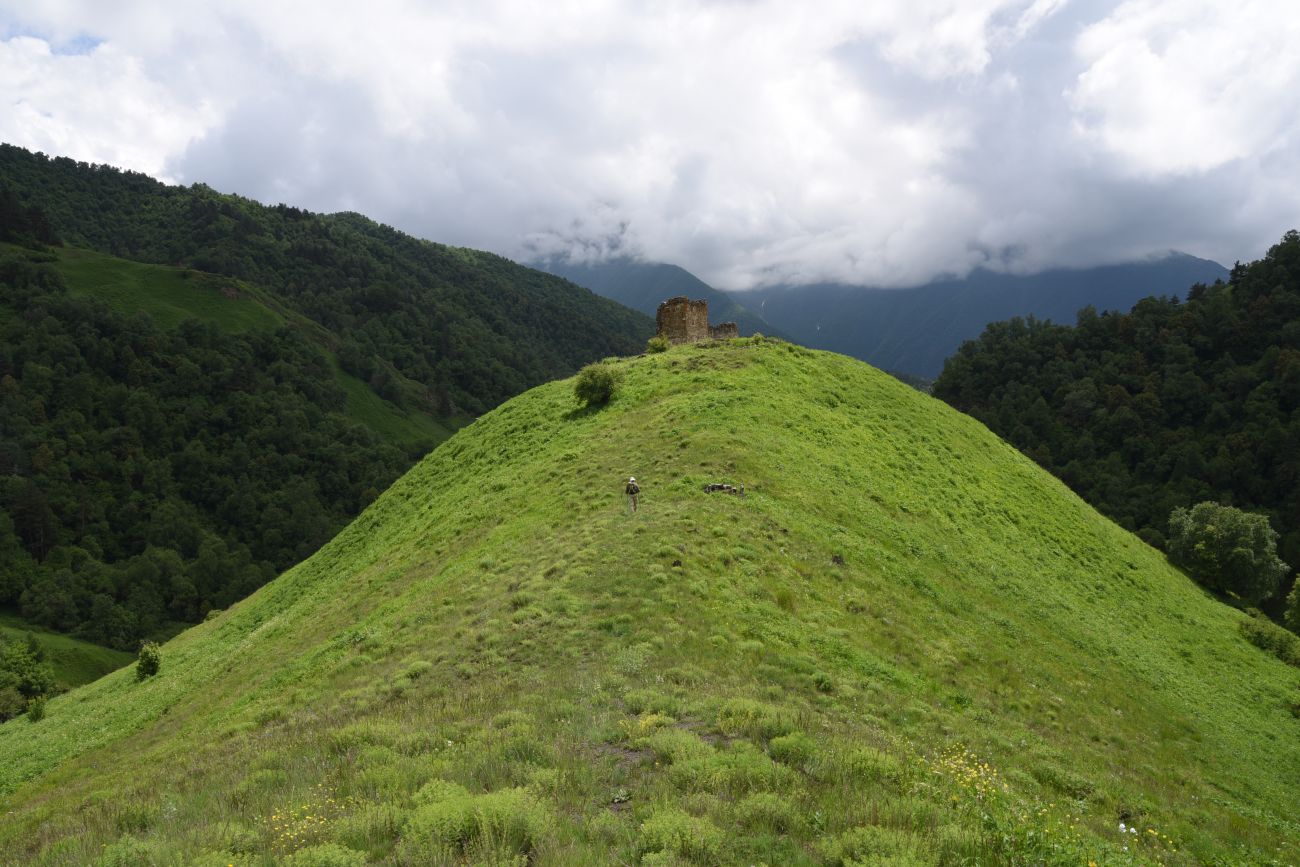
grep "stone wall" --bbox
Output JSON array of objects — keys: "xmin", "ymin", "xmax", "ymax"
[
  {"xmin": 656, "ymin": 296, "xmax": 710, "ymax": 343},
  {"xmin": 709, "ymin": 322, "xmax": 739, "ymax": 340}
]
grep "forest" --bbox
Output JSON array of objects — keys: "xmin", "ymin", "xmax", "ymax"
[
  {"xmin": 0, "ymin": 144, "xmax": 651, "ymax": 418},
  {"xmin": 0, "ymin": 249, "xmax": 415, "ymax": 647},
  {"xmin": 934, "ymin": 231, "xmax": 1300, "ymax": 614}
]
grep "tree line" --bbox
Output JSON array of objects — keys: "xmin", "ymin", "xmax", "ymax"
[{"xmin": 935, "ymin": 231, "xmax": 1300, "ymax": 619}]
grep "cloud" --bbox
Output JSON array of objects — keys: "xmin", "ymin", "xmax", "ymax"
[
  {"xmin": 0, "ymin": 34, "xmax": 216, "ymax": 180},
  {"xmin": 1, "ymin": 1, "xmax": 1297, "ymax": 288}
]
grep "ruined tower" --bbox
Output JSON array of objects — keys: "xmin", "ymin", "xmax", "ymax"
[{"xmin": 655, "ymin": 297, "xmax": 738, "ymax": 344}]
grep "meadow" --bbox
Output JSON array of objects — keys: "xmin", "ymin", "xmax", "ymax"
[
  {"xmin": 0, "ymin": 338, "xmax": 1296, "ymax": 865},
  {"xmin": 0, "ymin": 613, "xmax": 133, "ymax": 690}
]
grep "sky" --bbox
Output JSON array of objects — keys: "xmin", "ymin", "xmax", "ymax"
[{"xmin": 1, "ymin": 1, "xmax": 1298, "ymax": 290}]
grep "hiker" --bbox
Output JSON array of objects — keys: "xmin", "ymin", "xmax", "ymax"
[{"xmin": 625, "ymin": 476, "xmax": 640, "ymax": 513}]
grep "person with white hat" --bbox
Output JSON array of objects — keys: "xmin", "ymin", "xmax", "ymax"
[{"xmin": 625, "ymin": 476, "xmax": 640, "ymax": 514}]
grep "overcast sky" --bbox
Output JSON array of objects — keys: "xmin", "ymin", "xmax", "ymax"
[{"xmin": 2, "ymin": 1, "xmax": 1297, "ymax": 289}]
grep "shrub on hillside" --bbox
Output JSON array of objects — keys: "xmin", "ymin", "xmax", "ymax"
[
  {"xmin": 136, "ymin": 641, "xmax": 162, "ymax": 681},
  {"xmin": 0, "ymin": 634, "xmax": 55, "ymax": 720},
  {"xmin": 1239, "ymin": 614, "xmax": 1300, "ymax": 667},
  {"xmin": 637, "ymin": 808, "xmax": 723, "ymax": 863},
  {"xmin": 1167, "ymin": 502, "xmax": 1289, "ymax": 605},
  {"xmin": 646, "ymin": 336, "xmax": 670, "ymax": 353},
  {"xmin": 1287, "ymin": 583, "xmax": 1300, "ymax": 635},
  {"xmin": 573, "ymin": 362, "xmax": 621, "ymax": 407},
  {"xmin": 399, "ymin": 786, "xmax": 546, "ymax": 863}
]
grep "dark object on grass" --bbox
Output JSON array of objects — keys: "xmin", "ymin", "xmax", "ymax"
[{"xmin": 703, "ymin": 483, "xmax": 744, "ymax": 495}]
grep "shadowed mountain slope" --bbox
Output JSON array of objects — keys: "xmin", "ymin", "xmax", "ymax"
[
  {"xmin": 534, "ymin": 257, "xmax": 783, "ymax": 339},
  {"xmin": 0, "ymin": 340, "xmax": 1296, "ymax": 865},
  {"xmin": 739, "ymin": 255, "xmax": 1229, "ymax": 378}
]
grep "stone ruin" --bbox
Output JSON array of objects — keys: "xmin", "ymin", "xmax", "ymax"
[{"xmin": 655, "ymin": 296, "xmax": 739, "ymax": 344}]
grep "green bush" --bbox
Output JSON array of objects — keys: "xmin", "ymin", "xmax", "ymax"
[
  {"xmin": 96, "ymin": 835, "xmax": 163, "ymax": 867},
  {"xmin": 0, "ymin": 686, "xmax": 24, "ymax": 721},
  {"xmin": 333, "ymin": 802, "xmax": 407, "ymax": 852},
  {"xmin": 735, "ymin": 791, "xmax": 800, "ymax": 832},
  {"xmin": 25, "ymin": 694, "xmax": 46, "ymax": 722},
  {"xmin": 573, "ymin": 362, "xmax": 621, "ymax": 407},
  {"xmin": 280, "ymin": 843, "xmax": 367, "ymax": 867},
  {"xmin": 646, "ymin": 336, "xmax": 670, "ymax": 353},
  {"xmin": 817, "ymin": 825, "xmax": 932, "ymax": 866},
  {"xmin": 668, "ymin": 742, "xmax": 794, "ymax": 796},
  {"xmin": 1167, "ymin": 502, "xmax": 1289, "ymax": 604},
  {"xmin": 715, "ymin": 697, "xmax": 794, "ymax": 741},
  {"xmin": 638, "ymin": 728, "xmax": 714, "ymax": 765},
  {"xmin": 637, "ymin": 808, "xmax": 723, "ymax": 863},
  {"xmin": 768, "ymin": 732, "xmax": 816, "ymax": 768},
  {"xmin": 412, "ymin": 778, "xmax": 470, "ymax": 805},
  {"xmin": 399, "ymin": 786, "xmax": 546, "ymax": 862},
  {"xmin": 1239, "ymin": 614, "xmax": 1300, "ymax": 666},
  {"xmin": 136, "ymin": 641, "xmax": 162, "ymax": 681},
  {"xmin": 1287, "ymin": 582, "xmax": 1300, "ymax": 634},
  {"xmin": 834, "ymin": 746, "xmax": 904, "ymax": 786}
]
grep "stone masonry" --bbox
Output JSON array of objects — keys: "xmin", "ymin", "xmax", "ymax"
[{"xmin": 656, "ymin": 296, "xmax": 739, "ymax": 344}]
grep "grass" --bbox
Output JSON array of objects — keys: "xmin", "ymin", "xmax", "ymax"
[
  {"xmin": 53, "ymin": 246, "xmax": 285, "ymax": 333},
  {"xmin": 0, "ymin": 338, "xmax": 1297, "ymax": 865},
  {"xmin": 20, "ymin": 243, "xmax": 453, "ymax": 451},
  {"xmin": 0, "ymin": 613, "xmax": 134, "ymax": 691}
]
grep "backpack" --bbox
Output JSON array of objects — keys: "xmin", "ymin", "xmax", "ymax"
[{"xmin": 627, "ymin": 482, "xmax": 640, "ymax": 495}]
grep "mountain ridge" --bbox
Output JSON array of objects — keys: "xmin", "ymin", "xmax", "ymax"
[
  {"xmin": 545, "ymin": 252, "xmax": 1230, "ymax": 379},
  {"xmin": 738, "ymin": 253, "xmax": 1229, "ymax": 377}
]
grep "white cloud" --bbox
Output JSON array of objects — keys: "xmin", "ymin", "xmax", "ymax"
[
  {"xmin": 0, "ymin": 35, "xmax": 216, "ymax": 180},
  {"xmin": 0, "ymin": 0, "xmax": 1296, "ymax": 288},
  {"xmin": 1070, "ymin": 0, "xmax": 1300, "ymax": 177}
]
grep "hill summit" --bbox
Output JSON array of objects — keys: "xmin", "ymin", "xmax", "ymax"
[{"xmin": 1, "ymin": 339, "xmax": 1297, "ymax": 865}]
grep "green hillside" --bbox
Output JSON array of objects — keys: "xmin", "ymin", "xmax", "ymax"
[
  {"xmin": 53, "ymin": 246, "xmax": 285, "ymax": 334},
  {"xmin": 1, "ymin": 339, "xmax": 1297, "ymax": 865},
  {"xmin": 36, "ymin": 243, "xmax": 451, "ymax": 449},
  {"xmin": 0, "ymin": 613, "xmax": 133, "ymax": 690}
]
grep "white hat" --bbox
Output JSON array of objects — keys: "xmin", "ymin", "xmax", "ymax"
[{"xmin": 629, "ymin": 476, "xmax": 636, "ymax": 481}]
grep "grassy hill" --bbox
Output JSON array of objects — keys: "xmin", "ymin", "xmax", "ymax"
[
  {"xmin": 0, "ymin": 614, "xmax": 133, "ymax": 690},
  {"xmin": 1, "ymin": 339, "xmax": 1296, "ymax": 865}
]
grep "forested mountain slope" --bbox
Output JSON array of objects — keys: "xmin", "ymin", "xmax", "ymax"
[
  {"xmin": 0, "ymin": 248, "xmax": 420, "ymax": 647},
  {"xmin": 0, "ymin": 144, "xmax": 653, "ymax": 417},
  {"xmin": 1, "ymin": 339, "xmax": 1296, "ymax": 865},
  {"xmin": 934, "ymin": 231, "xmax": 1300, "ymax": 612},
  {"xmin": 739, "ymin": 255, "xmax": 1229, "ymax": 378}
]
